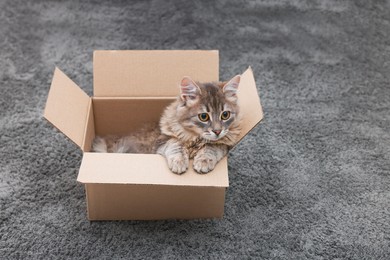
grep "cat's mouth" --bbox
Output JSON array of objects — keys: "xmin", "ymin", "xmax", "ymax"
[{"xmin": 202, "ymin": 130, "xmax": 227, "ymax": 142}]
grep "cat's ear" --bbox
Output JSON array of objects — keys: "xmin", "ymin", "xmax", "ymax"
[
  {"xmin": 180, "ymin": 76, "xmax": 201, "ymax": 105},
  {"xmin": 223, "ymin": 75, "xmax": 240, "ymax": 102}
]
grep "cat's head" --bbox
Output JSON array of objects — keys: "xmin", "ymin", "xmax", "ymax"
[{"xmin": 176, "ymin": 75, "xmax": 241, "ymax": 143}]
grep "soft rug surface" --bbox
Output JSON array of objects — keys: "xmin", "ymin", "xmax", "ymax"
[{"xmin": 1, "ymin": 0, "xmax": 390, "ymax": 259}]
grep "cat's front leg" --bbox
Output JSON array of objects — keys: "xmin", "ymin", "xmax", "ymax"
[
  {"xmin": 193, "ymin": 144, "xmax": 228, "ymax": 174},
  {"xmin": 156, "ymin": 137, "xmax": 189, "ymax": 174}
]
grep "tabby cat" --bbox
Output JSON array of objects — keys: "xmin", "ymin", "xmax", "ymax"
[{"xmin": 92, "ymin": 75, "xmax": 242, "ymax": 174}]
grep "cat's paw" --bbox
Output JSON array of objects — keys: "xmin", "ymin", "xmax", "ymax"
[
  {"xmin": 193, "ymin": 153, "xmax": 217, "ymax": 174},
  {"xmin": 167, "ymin": 154, "xmax": 189, "ymax": 174}
]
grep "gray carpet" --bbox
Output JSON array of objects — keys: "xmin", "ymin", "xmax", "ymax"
[{"xmin": 1, "ymin": 0, "xmax": 390, "ymax": 259}]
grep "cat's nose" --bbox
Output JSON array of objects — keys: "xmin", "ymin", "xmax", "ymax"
[{"xmin": 213, "ymin": 130, "xmax": 221, "ymax": 136}]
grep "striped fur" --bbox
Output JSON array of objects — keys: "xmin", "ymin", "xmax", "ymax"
[{"xmin": 92, "ymin": 75, "xmax": 242, "ymax": 174}]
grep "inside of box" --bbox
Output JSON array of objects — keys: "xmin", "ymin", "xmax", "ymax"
[
  {"xmin": 83, "ymin": 97, "xmax": 175, "ymax": 152},
  {"xmin": 81, "ymin": 67, "xmax": 263, "ymax": 153}
]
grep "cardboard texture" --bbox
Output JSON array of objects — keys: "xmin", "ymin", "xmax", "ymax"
[
  {"xmin": 44, "ymin": 50, "xmax": 263, "ymax": 221},
  {"xmin": 44, "ymin": 68, "xmax": 91, "ymax": 149},
  {"xmin": 93, "ymin": 50, "xmax": 219, "ymax": 97}
]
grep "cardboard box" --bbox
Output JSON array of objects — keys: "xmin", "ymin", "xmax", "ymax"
[{"xmin": 44, "ymin": 50, "xmax": 263, "ymax": 220}]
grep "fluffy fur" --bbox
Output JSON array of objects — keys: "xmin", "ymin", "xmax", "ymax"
[{"xmin": 92, "ymin": 75, "xmax": 242, "ymax": 174}]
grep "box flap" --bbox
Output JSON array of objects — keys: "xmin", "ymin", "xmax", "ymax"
[
  {"xmin": 77, "ymin": 153, "xmax": 229, "ymax": 187},
  {"xmin": 236, "ymin": 67, "xmax": 264, "ymax": 142},
  {"xmin": 93, "ymin": 50, "xmax": 219, "ymax": 97},
  {"xmin": 44, "ymin": 67, "xmax": 90, "ymax": 149}
]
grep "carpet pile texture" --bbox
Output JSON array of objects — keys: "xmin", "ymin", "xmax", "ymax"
[{"xmin": 1, "ymin": 1, "xmax": 390, "ymax": 259}]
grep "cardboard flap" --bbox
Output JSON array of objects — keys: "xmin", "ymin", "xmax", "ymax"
[
  {"xmin": 236, "ymin": 67, "xmax": 264, "ymax": 142},
  {"xmin": 44, "ymin": 67, "xmax": 90, "ymax": 149},
  {"xmin": 93, "ymin": 50, "xmax": 219, "ymax": 97},
  {"xmin": 77, "ymin": 153, "xmax": 229, "ymax": 187}
]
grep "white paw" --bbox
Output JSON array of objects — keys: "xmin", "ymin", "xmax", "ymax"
[
  {"xmin": 193, "ymin": 153, "xmax": 217, "ymax": 174},
  {"xmin": 167, "ymin": 154, "xmax": 189, "ymax": 174}
]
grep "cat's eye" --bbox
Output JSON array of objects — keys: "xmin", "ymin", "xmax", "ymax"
[
  {"xmin": 221, "ymin": 111, "xmax": 231, "ymax": 120},
  {"xmin": 198, "ymin": 113, "xmax": 210, "ymax": 122}
]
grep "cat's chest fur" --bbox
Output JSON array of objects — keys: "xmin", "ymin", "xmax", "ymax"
[
  {"xmin": 184, "ymin": 137, "xmax": 206, "ymax": 159},
  {"xmin": 155, "ymin": 132, "xmax": 206, "ymax": 159}
]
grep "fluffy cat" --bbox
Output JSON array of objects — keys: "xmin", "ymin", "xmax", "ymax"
[{"xmin": 92, "ymin": 75, "xmax": 242, "ymax": 174}]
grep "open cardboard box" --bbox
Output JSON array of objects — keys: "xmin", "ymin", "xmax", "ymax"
[{"xmin": 44, "ymin": 50, "xmax": 263, "ymax": 220}]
